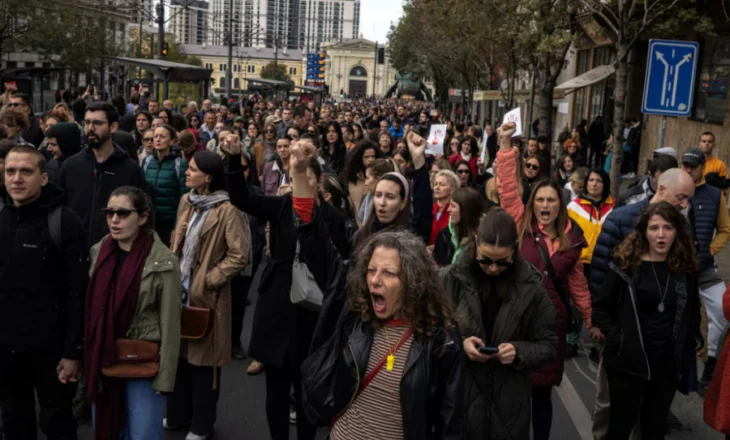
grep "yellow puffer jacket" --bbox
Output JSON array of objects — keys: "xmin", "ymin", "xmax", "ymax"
[{"xmin": 567, "ymin": 195, "xmax": 615, "ymax": 265}]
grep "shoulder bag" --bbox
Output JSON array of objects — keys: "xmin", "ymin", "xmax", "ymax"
[
  {"xmin": 290, "ymin": 239, "xmax": 324, "ymax": 311},
  {"xmin": 534, "ymin": 238, "xmax": 581, "ymax": 333},
  {"xmin": 101, "ymin": 339, "xmax": 160, "ymax": 378}
]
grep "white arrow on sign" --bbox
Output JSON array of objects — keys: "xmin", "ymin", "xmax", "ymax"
[
  {"xmin": 671, "ymin": 53, "xmax": 692, "ymax": 107},
  {"xmin": 655, "ymin": 50, "xmax": 693, "ymax": 108}
]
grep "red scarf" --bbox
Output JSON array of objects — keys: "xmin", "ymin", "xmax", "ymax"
[{"xmin": 83, "ymin": 232, "xmax": 154, "ymax": 440}]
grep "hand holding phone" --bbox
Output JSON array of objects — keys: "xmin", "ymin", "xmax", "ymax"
[{"xmin": 478, "ymin": 346, "xmax": 500, "ymax": 355}]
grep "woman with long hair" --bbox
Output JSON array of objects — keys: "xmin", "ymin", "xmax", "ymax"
[
  {"xmin": 352, "ymin": 121, "xmax": 365, "ymax": 142},
  {"xmin": 134, "ymin": 111, "xmax": 152, "ymax": 150},
  {"xmin": 187, "ymin": 113, "xmax": 201, "ymax": 130},
  {"xmin": 453, "ymin": 160, "xmax": 478, "ymax": 189},
  {"xmin": 262, "ymin": 135, "xmax": 292, "ymax": 196},
  {"xmin": 358, "ymin": 158, "xmax": 398, "ymax": 226},
  {"xmin": 253, "ymin": 122, "xmax": 278, "ymax": 177},
  {"xmin": 287, "ymin": 140, "xmax": 463, "ymax": 437},
  {"xmin": 432, "ymin": 187, "xmax": 486, "ymax": 266},
  {"xmin": 166, "ymin": 151, "xmax": 249, "ymax": 440},
  {"xmin": 496, "ymin": 123, "xmax": 598, "ymax": 440},
  {"xmin": 243, "ymin": 122, "xmax": 262, "ymax": 157},
  {"xmin": 594, "ymin": 202, "xmax": 700, "ymax": 439},
  {"xmin": 138, "ymin": 129, "xmax": 155, "ymax": 165},
  {"xmin": 444, "ymin": 208, "xmax": 557, "ymax": 439},
  {"xmin": 429, "ymin": 169, "xmax": 461, "ymax": 246},
  {"xmin": 320, "ymin": 120, "xmax": 347, "ymax": 174},
  {"xmin": 341, "ymin": 141, "xmax": 383, "ymax": 222},
  {"xmin": 392, "ymin": 147, "xmax": 412, "ymax": 176},
  {"xmin": 449, "ymin": 136, "xmax": 480, "ymax": 177},
  {"xmin": 554, "ymin": 154, "xmax": 575, "ymax": 187},
  {"xmin": 85, "ymin": 186, "xmax": 181, "ymax": 440},
  {"xmin": 447, "ymin": 136, "xmax": 462, "ymax": 157},
  {"xmin": 142, "ymin": 123, "xmax": 188, "ymax": 246}
]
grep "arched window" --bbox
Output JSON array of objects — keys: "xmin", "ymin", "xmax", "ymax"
[
  {"xmin": 234, "ymin": 78, "xmax": 240, "ymax": 89},
  {"xmin": 349, "ymin": 66, "xmax": 367, "ymax": 77},
  {"xmin": 219, "ymin": 77, "xmax": 225, "ymax": 87}
]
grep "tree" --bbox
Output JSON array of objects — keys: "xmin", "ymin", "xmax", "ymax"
[
  {"xmin": 260, "ymin": 62, "xmax": 293, "ymax": 85},
  {"xmin": 580, "ymin": 0, "xmax": 712, "ymax": 194}
]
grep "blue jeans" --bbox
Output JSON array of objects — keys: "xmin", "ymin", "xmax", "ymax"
[{"xmin": 92, "ymin": 379, "xmax": 164, "ymax": 440}]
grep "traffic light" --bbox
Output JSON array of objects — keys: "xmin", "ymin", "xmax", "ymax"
[
  {"xmin": 318, "ymin": 51, "xmax": 326, "ymax": 80},
  {"xmin": 377, "ymin": 47, "xmax": 385, "ymax": 65},
  {"xmin": 161, "ymin": 42, "xmax": 169, "ymax": 57}
]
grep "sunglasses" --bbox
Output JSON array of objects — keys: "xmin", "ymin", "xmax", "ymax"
[
  {"xmin": 525, "ymin": 163, "xmax": 540, "ymax": 171},
  {"xmin": 265, "ymin": 129, "xmax": 276, "ymax": 134},
  {"xmin": 7, "ymin": 102, "xmax": 24, "ymax": 107},
  {"xmin": 457, "ymin": 169, "xmax": 470, "ymax": 174},
  {"xmin": 143, "ymin": 137, "xmax": 154, "ymax": 142},
  {"xmin": 101, "ymin": 208, "xmax": 138, "ymax": 219},
  {"xmin": 308, "ymin": 130, "xmax": 316, "ymax": 134},
  {"xmin": 476, "ymin": 256, "xmax": 513, "ymax": 267}
]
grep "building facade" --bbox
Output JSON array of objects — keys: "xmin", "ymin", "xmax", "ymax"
[
  {"xmin": 180, "ymin": 44, "xmax": 303, "ymax": 95},
  {"xmin": 299, "ymin": 0, "xmax": 360, "ymax": 52},
  {"xmin": 207, "ymin": 0, "xmax": 300, "ymax": 49},
  {"xmin": 322, "ymin": 39, "xmax": 400, "ymax": 99},
  {"xmin": 169, "ymin": 0, "xmax": 209, "ymax": 45}
]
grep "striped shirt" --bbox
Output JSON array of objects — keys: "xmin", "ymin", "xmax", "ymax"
[{"xmin": 331, "ymin": 324, "xmax": 413, "ymax": 440}]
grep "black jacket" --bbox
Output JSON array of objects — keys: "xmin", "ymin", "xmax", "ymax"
[
  {"xmin": 443, "ymin": 248, "xmax": 557, "ymax": 440},
  {"xmin": 0, "ymin": 184, "xmax": 88, "ymax": 359},
  {"xmin": 593, "ymin": 262, "xmax": 700, "ymax": 390},
  {"xmin": 60, "ymin": 145, "xmax": 148, "ymax": 247},
  {"xmin": 432, "ymin": 227, "xmax": 454, "ymax": 267},
  {"xmin": 22, "ymin": 115, "xmax": 45, "ymax": 148},
  {"xmin": 298, "ymin": 207, "xmax": 464, "ymax": 440},
  {"xmin": 225, "ymin": 154, "xmax": 351, "ymax": 369},
  {"xmin": 46, "ymin": 122, "xmax": 82, "ymax": 186}
]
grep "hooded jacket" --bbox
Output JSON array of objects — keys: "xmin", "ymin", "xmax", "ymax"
[
  {"xmin": 142, "ymin": 150, "xmax": 188, "ymax": 226},
  {"xmin": 46, "ymin": 123, "xmax": 82, "ymax": 186},
  {"xmin": 60, "ymin": 145, "xmax": 148, "ymax": 247},
  {"xmin": 0, "ymin": 184, "xmax": 88, "ymax": 359},
  {"xmin": 444, "ymin": 249, "xmax": 557, "ymax": 440}
]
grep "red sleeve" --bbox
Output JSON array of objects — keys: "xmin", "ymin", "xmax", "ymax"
[
  {"xmin": 293, "ymin": 197, "xmax": 315, "ymax": 223},
  {"xmin": 496, "ymin": 149, "xmax": 525, "ymax": 225}
]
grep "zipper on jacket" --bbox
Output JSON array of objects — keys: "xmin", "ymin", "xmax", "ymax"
[
  {"xmin": 626, "ymin": 282, "xmax": 651, "ymax": 380},
  {"xmin": 334, "ymin": 342, "xmax": 361, "ymax": 420}
]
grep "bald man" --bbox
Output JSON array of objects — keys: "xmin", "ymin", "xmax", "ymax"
[{"xmin": 589, "ymin": 168, "xmax": 695, "ymax": 439}]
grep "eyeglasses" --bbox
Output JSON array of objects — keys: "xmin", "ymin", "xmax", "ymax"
[
  {"xmin": 143, "ymin": 137, "xmax": 154, "ymax": 142},
  {"xmin": 525, "ymin": 163, "xmax": 540, "ymax": 171},
  {"xmin": 457, "ymin": 169, "xmax": 470, "ymax": 174},
  {"xmin": 476, "ymin": 256, "xmax": 513, "ymax": 267},
  {"xmin": 265, "ymin": 129, "xmax": 276, "ymax": 134},
  {"xmin": 101, "ymin": 208, "xmax": 138, "ymax": 219},
  {"xmin": 84, "ymin": 120, "xmax": 107, "ymax": 128},
  {"xmin": 7, "ymin": 102, "xmax": 25, "ymax": 108}
]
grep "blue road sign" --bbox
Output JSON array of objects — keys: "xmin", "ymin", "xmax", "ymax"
[{"xmin": 642, "ymin": 39, "xmax": 699, "ymax": 117}]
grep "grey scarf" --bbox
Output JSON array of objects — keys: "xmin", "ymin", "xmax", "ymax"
[{"xmin": 179, "ymin": 190, "xmax": 230, "ymax": 298}]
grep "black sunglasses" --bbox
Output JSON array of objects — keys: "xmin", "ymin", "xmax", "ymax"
[
  {"xmin": 525, "ymin": 163, "xmax": 540, "ymax": 171},
  {"xmin": 457, "ymin": 169, "xmax": 470, "ymax": 174},
  {"xmin": 265, "ymin": 129, "xmax": 276, "ymax": 134},
  {"xmin": 101, "ymin": 208, "xmax": 138, "ymax": 219},
  {"xmin": 143, "ymin": 137, "xmax": 154, "ymax": 142},
  {"xmin": 476, "ymin": 256, "xmax": 513, "ymax": 267}
]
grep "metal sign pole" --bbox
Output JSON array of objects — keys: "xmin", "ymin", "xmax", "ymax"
[{"xmin": 657, "ymin": 115, "xmax": 667, "ymax": 149}]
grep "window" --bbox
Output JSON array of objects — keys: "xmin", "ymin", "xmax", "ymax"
[
  {"xmin": 350, "ymin": 66, "xmax": 367, "ymax": 77},
  {"xmin": 205, "ymin": 63, "xmax": 213, "ymax": 70},
  {"xmin": 219, "ymin": 77, "xmax": 225, "ymax": 87},
  {"xmin": 234, "ymin": 78, "xmax": 240, "ymax": 89},
  {"xmin": 572, "ymin": 49, "xmax": 591, "ymax": 128},
  {"xmin": 289, "ymin": 67, "xmax": 297, "ymax": 75},
  {"xmin": 247, "ymin": 65, "xmax": 255, "ymax": 73},
  {"xmin": 693, "ymin": 36, "xmax": 730, "ymax": 125},
  {"xmin": 219, "ymin": 64, "xmax": 227, "ymax": 71}
]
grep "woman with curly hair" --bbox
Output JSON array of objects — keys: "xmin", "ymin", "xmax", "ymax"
[
  {"xmin": 287, "ymin": 139, "xmax": 463, "ymax": 438},
  {"xmin": 593, "ymin": 201, "xmax": 700, "ymax": 440},
  {"xmin": 443, "ymin": 208, "xmax": 557, "ymax": 440}
]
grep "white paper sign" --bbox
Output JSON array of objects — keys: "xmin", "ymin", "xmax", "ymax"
[
  {"xmin": 558, "ymin": 102, "xmax": 569, "ymax": 114},
  {"xmin": 502, "ymin": 107, "xmax": 523, "ymax": 137},
  {"xmin": 426, "ymin": 124, "xmax": 447, "ymax": 155},
  {"xmin": 480, "ymin": 131, "xmax": 488, "ymax": 163}
]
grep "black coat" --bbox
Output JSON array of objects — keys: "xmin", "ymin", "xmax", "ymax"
[
  {"xmin": 443, "ymin": 249, "xmax": 557, "ymax": 440},
  {"xmin": 593, "ymin": 263, "xmax": 700, "ymax": 391},
  {"xmin": 225, "ymin": 155, "xmax": 350, "ymax": 369},
  {"xmin": 432, "ymin": 227, "xmax": 454, "ymax": 267},
  {"xmin": 60, "ymin": 145, "xmax": 148, "ymax": 247},
  {"xmin": 297, "ymin": 207, "xmax": 464, "ymax": 440},
  {"xmin": 22, "ymin": 116, "xmax": 45, "ymax": 148},
  {"xmin": 0, "ymin": 184, "xmax": 88, "ymax": 359}
]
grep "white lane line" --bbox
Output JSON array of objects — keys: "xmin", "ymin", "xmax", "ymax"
[
  {"xmin": 572, "ymin": 358, "xmax": 598, "ymax": 385},
  {"xmin": 557, "ymin": 373, "xmax": 594, "ymax": 440}
]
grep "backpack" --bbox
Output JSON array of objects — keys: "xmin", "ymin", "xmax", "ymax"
[
  {"xmin": 0, "ymin": 204, "xmax": 63, "ymax": 251},
  {"xmin": 143, "ymin": 154, "xmax": 182, "ymax": 179}
]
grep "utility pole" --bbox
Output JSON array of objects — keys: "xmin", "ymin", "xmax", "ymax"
[
  {"xmin": 372, "ymin": 41, "xmax": 378, "ymax": 98},
  {"xmin": 226, "ymin": 0, "xmax": 234, "ymax": 101},
  {"xmin": 155, "ymin": 3, "xmax": 164, "ymax": 60},
  {"xmin": 274, "ymin": 34, "xmax": 279, "ymax": 72}
]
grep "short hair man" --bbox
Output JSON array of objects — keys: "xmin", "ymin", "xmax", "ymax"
[
  {"xmin": 293, "ymin": 105, "xmax": 312, "ymax": 130},
  {"xmin": 60, "ymin": 102, "xmax": 148, "ymax": 245},
  {"xmin": 147, "ymin": 99, "xmax": 160, "ymax": 114},
  {"xmin": 0, "ymin": 145, "xmax": 88, "ymax": 439},
  {"xmin": 616, "ymin": 154, "xmax": 678, "ymax": 207}
]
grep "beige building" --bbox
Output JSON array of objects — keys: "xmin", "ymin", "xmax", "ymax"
[
  {"xmin": 179, "ymin": 44, "xmax": 304, "ymax": 95},
  {"xmin": 321, "ymin": 39, "xmax": 398, "ymax": 99}
]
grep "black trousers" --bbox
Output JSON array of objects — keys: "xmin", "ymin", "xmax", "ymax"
[
  {"xmin": 264, "ymin": 363, "xmax": 316, "ymax": 440},
  {"xmin": 0, "ymin": 351, "xmax": 77, "ymax": 440},
  {"xmin": 230, "ymin": 265, "xmax": 256, "ymax": 349},
  {"xmin": 531, "ymin": 385, "xmax": 553, "ymax": 440},
  {"xmin": 606, "ymin": 364, "xmax": 676, "ymax": 440},
  {"xmin": 166, "ymin": 358, "xmax": 221, "ymax": 435}
]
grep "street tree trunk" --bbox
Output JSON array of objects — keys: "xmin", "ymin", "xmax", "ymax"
[
  {"xmin": 537, "ymin": 76, "xmax": 557, "ymax": 138},
  {"xmin": 610, "ymin": 51, "xmax": 629, "ymax": 196}
]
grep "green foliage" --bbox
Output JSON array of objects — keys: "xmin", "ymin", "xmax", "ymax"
[{"xmin": 260, "ymin": 62, "xmax": 293, "ymax": 84}]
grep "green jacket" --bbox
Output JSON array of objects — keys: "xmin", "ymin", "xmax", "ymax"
[
  {"xmin": 90, "ymin": 232, "xmax": 182, "ymax": 392},
  {"xmin": 143, "ymin": 150, "xmax": 188, "ymax": 225}
]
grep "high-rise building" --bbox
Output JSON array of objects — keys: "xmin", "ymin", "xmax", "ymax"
[
  {"xmin": 207, "ymin": 0, "xmax": 300, "ymax": 49},
  {"xmin": 129, "ymin": 0, "xmax": 154, "ymax": 24},
  {"xmin": 299, "ymin": 0, "xmax": 360, "ymax": 52},
  {"xmin": 170, "ymin": 0, "xmax": 209, "ymax": 45}
]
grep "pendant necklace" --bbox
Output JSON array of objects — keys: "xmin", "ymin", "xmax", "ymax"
[
  {"xmin": 383, "ymin": 326, "xmax": 396, "ymax": 371},
  {"xmin": 650, "ymin": 261, "xmax": 670, "ymax": 313}
]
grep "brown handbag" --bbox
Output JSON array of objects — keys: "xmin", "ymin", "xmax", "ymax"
[
  {"xmin": 181, "ymin": 305, "xmax": 212, "ymax": 339},
  {"xmin": 101, "ymin": 339, "xmax": 160, "ymax": 379}
]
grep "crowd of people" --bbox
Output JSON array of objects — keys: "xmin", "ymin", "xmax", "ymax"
[{"xmin": 0, "ymin": 86, "xmax": 730, "ymax": 440}]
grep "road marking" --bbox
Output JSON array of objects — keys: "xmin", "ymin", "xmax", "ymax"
[
  {"xmin": 572, "ymin": 358, "xmax": 597, "ymax": 385},
  {"xmin": 557, "ymin": 373, "xmax": 594, "ymax": 440}
]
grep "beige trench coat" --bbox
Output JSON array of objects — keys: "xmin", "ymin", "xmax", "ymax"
[{"xmin": 171, "ymin": 194, "xmax": 249, "ymax": 368}]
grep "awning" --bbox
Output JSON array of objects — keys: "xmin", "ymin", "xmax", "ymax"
[
  {"xmin": 244, "ymin": 78, "xmax": 293, "ymax": 90},
  {"xmin": 474, "ymin": 89, "xmax": 565, "ymax": 101},
  {"xmin": 555, "ymin": 64, "xmax": 615, "ymax": 93},
  {"xmin": 107, "ymin": 56, "xmax": 213, "ymax": 82}
]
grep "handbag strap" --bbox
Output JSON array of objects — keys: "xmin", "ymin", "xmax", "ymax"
[
  {"xmin": 330, "ymin": 327, "xmax": 414, "ymax": 428},
  {"xmin": 294, "ymin": 239, "xmax": 301, "ymax": 262},
  {"xmin": 534, "ymin": 236, "xmax": 572, "ymax": 314}
]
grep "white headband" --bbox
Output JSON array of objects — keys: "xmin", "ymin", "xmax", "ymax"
[{"xmin": 382, "ymin": 172, "xmax": 410, "ymax": 198}]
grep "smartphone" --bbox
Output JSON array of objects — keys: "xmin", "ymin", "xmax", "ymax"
[{"xmin": 478, "ymin": 346, "xmax": 499, "ymax": 354}]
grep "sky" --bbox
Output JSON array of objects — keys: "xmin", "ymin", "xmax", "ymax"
[{"xmin": 359, "ymin": 0, "xmax": 405, "ymax": 44}]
